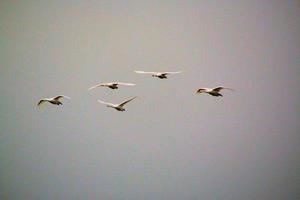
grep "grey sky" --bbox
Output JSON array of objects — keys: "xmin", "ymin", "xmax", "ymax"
[{"xmin": 0, "ymin": 1, "xmax": 299, "ymax": 200}]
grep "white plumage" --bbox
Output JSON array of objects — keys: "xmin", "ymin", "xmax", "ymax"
[
  {"xmin": 37, "ymin": 95, "xmax": 70, "ymax": 106},
  {"xmin": 196, "ymin": 86, "xmax": 234, "ymax": 97},
  {"xmin": 88, "ymin": 82, "xmax": 136, "ymax": 90},
  {"xmin": 134, "ymin": 70, "xmax": 182, "ymax": 79},
  {"xmin": 97, "ymin": 96, "xmax": 137, "ymax": 111}
]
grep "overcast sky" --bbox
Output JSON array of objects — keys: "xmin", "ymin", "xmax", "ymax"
[{"xmin": 0, "ymin": 1, "xmax": 299, "ymax": 200}]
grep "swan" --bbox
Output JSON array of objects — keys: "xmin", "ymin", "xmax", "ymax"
[
  {"xmin": 37, "ymin": 95, "xmax": 70, "ymax": 106},
  {"xmin": 88, "ymin": 82, "xmax": 135, "ymax": 90},
  {"xmin": 134, "ymin": 70, "xmax": 182, "ymax": 79},
  {"xmin": 196, "ymin": 86, "xmax": 234, "ymax": 97},
  {"xmin": 97, "ymin": 96, "xmax": 137, "ymax": 111}
]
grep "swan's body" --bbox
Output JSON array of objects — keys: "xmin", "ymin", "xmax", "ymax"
[
  {"xmin": 196, "ymin": 86, "xmax": 234, "ymax": 97},
  {"xmin": 88, "ymin": 82, "xmax": 135, "ymax": 90},
  {"xmin": 134, "ymin": 71, "xmax": 182, "ymax": 79},
  {"xmin": 37, "ymin": 95, "xmax": 70, "ymax": 106},
  {"xmin": 97, "ymin": 97, "xmax": 137, "ymax": 111}
]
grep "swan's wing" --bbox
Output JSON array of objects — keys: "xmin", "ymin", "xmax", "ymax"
[
  {"xmin": 88, "ymin": 82, "xmax": 110, "ymax": 90},
  {"xmin": 162, "ymin": 71, "xmax": 182, "ymax": 75},
  {"xmin": 213, "ymin": 87, "xmax": 234, "ymax": 92},
  {"xmin": 134, "ymin": 71, "xmax": 157, "ymax": 75},
  {"xmin": 37, "ymin": 99, "xmax": 48, "ymax": 106},
  {"xmin": 88, "ymin": 83, "xmax": 102, "ymax": 90},
  {"xmin": 54, "ymin": 95, "xmax": 70, "ymax": 101},
  {"xmin": 115, "ymin": 82, "xmax": 136, "ymax": 86},
  {"xmin": 97, "ymin": 100, "xmax": 115, "ymax": 107},
  {"xmin": 119, "ymin": 96, "xmax": 137, "ymax": 107}
]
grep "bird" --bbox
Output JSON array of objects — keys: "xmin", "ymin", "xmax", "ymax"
[
  {"xmin": 134, "ymin": 70, "xmax": 182, "ymax": 79},
  {"xmin": 97, "ymin": 96, "xmax": 137, "ymax": 111},
  {"xmin": 196, "ymin": 86, "xmax": 234, "ymax": 97},
  {"xmin": 37, "ymin": 95, "xmax": 70, "ymax": 106},
  {"xmin": 88, "ymin": 82, "xmax": 136, "ymax": 90}
]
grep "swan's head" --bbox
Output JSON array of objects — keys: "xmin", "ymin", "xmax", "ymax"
[
  {"xmin": 117, "ymin": 107, "xmax": 125, "ymax": 111},
  {"xmin": 196, "ymin": 88, "xmax": 206, "ymax": 93}
]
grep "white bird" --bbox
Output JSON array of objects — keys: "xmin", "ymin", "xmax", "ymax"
[
  {"xmin": 37, "ymin": 95, "xmax": 70, "ymax": 106},
  {"xmin": 134, "ymin": 70, "xmax": 182, "ymax": 79},
  {"xmin": 97, "ymin": 96, "xmax": 137, "ymax": 111},
  {"xmin": 196, "ymin": 86, "xmax": 234, "ymax": 97},
  {"xmin": 88, "ymin": 82, "xmax": 136, "ymax": 90}
]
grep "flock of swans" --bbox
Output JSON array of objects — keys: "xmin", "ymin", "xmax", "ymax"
[{"xmin": 37, "ymin": 70, "xmax": 234, "ymax": 111}]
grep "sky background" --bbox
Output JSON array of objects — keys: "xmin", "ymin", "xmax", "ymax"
[{"xmin": 0, "ymin": 1, "xmax": 300, "ymax": 200}]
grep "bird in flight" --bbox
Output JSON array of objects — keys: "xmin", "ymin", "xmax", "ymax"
[
  {"xmin": 37, "ymin": 95, "xmax": 70, "ymax": 106},
  {"xmin": 134, "ymin": 70, "xmax": 182, "ymax": 79},
  {"xmin": 196, "ymin": 86, "xmax": 234, "ymax": 97},
  {"xmin": 88, "ymin": 82, "xmax": 136, "ymax": 90},
  {"xmin": 97, "ymin": 96, "xmax": 137, "ymax": 111}
]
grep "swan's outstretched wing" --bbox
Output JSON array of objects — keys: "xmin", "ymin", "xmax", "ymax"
[
  {"xmin": 213, "ymin": 87, "xmax": 234, "ymax": 92},
  {"xmin": 115, "ymin": 82, "xmax": 136, "ymax": 86},
  {"xmin": 88, "ymin": 82, "xmax": 114, "ymax": 90},
  {"xmin": 162, "ymin": 71, "xmax": 182, "ymax": 75},
  {"xmin": 134, "ymin": 71, "xmax": 157, "ymax": 75},
  {"xmin": 97, "ymin": 100, "xmax": 115, "ymax": 107},
  {"xmin": 54, "ymin": 95, "xmax": 70, "ymax": 101},
  {"xmin": 37, "ymin": 99, "xmax": 48, "ymax": 106},
  {"xmin": 119, "ymin": 96, "xmax": 137, "ymax": 107},
  {"xmin": 88, "ymin": 83, "xmax": 103, "ymax": 90}
]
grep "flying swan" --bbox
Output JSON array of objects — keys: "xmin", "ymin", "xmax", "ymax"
[
  {"xmin": 88, "ymin": 82, "xmax": 136, "ymax": 90},
  {"xmin": 97, "ymin": 96, "xmax": 137, "ymax": 111},
  {"xmin": 37, "ymin": 95, "xmax": 70, "ymax": 106},
  {"xmin": 134, "ymin": 70, "xmax": 182, "ymax": 79},
  {"xmin": 196, "ymin": 86, "xmax": 234, "ymax": 97}
]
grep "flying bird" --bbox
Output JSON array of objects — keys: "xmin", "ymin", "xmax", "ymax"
[
  {"xmin": 37, "ymin": 95, "xmax": 70, "ymax": 106},
  {"xmin": 196, "ymin": 86, "xmax": 234, "ymax": 97},
  {"xmin": 134, "ymin": 70, "xmax": 182, "ymax": 79},
  {"xmin": 88, "ymin": 82, "xmax": 136, "ymax": 90},
  {"xmin": 97, "ymin": 96, "xmax": 137, "ymax": 111}
]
